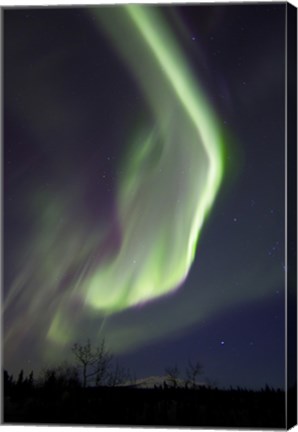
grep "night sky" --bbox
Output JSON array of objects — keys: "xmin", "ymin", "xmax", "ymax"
[{"xmin": 4, "ymin": 3, "xmax": 286, "ymax": 390}]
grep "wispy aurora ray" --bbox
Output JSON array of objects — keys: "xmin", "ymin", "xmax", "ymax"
[{"xmin": 83, "ymin": 5, "xmax": 225, "ymax": 311}]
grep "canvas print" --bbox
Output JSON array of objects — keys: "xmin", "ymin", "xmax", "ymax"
[{"xmin": 2, "ymin": 2, "xmax": 297, "ymax": 428}]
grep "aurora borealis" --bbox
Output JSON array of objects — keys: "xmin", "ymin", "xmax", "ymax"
[
  {"xmin": 83, "ymin": 5, "xmax": 225, "ymax": 312},
  {"xmin": 4, "ymin": 3, "xmax": 286, "ymax": 389}
]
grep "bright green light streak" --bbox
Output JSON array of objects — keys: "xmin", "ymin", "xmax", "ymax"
[
  {"xmin": 126, "ymin": 5, "xmax": 224, "ymax": 263},
  {"xmin": 83, "ymin": 5, "xmax": 225, "ymax": 312}
]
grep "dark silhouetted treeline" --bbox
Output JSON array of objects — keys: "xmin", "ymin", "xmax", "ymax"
[{"xmin": 3, "ymin": 368, "xmax": 286, "ymax": 428}]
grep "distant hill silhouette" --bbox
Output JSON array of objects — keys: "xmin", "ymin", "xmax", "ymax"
[{"xmin": 119, "ymin": 375, "xmax": 204, "ymax": 389}]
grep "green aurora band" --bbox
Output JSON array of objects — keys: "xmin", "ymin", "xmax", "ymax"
[
  {"xmin": 82, "ymin": 5, "xmax": 225, "ymax": 312},
  {"xmin": 4, "ymin": 5, "xmax": 225, "ymax": 356}
]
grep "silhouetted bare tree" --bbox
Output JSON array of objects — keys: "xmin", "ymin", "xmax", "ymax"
[
  {"xmin": 186, "ymin": 360, "xmax": 203, "ymax": 388},
  {"xmin": 165, "ymin": 365, "xmax": 180, "ymax": 388},
  {"xmin": 72, "ymin": 339, "xmax": 113, "ymax": 387}
]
